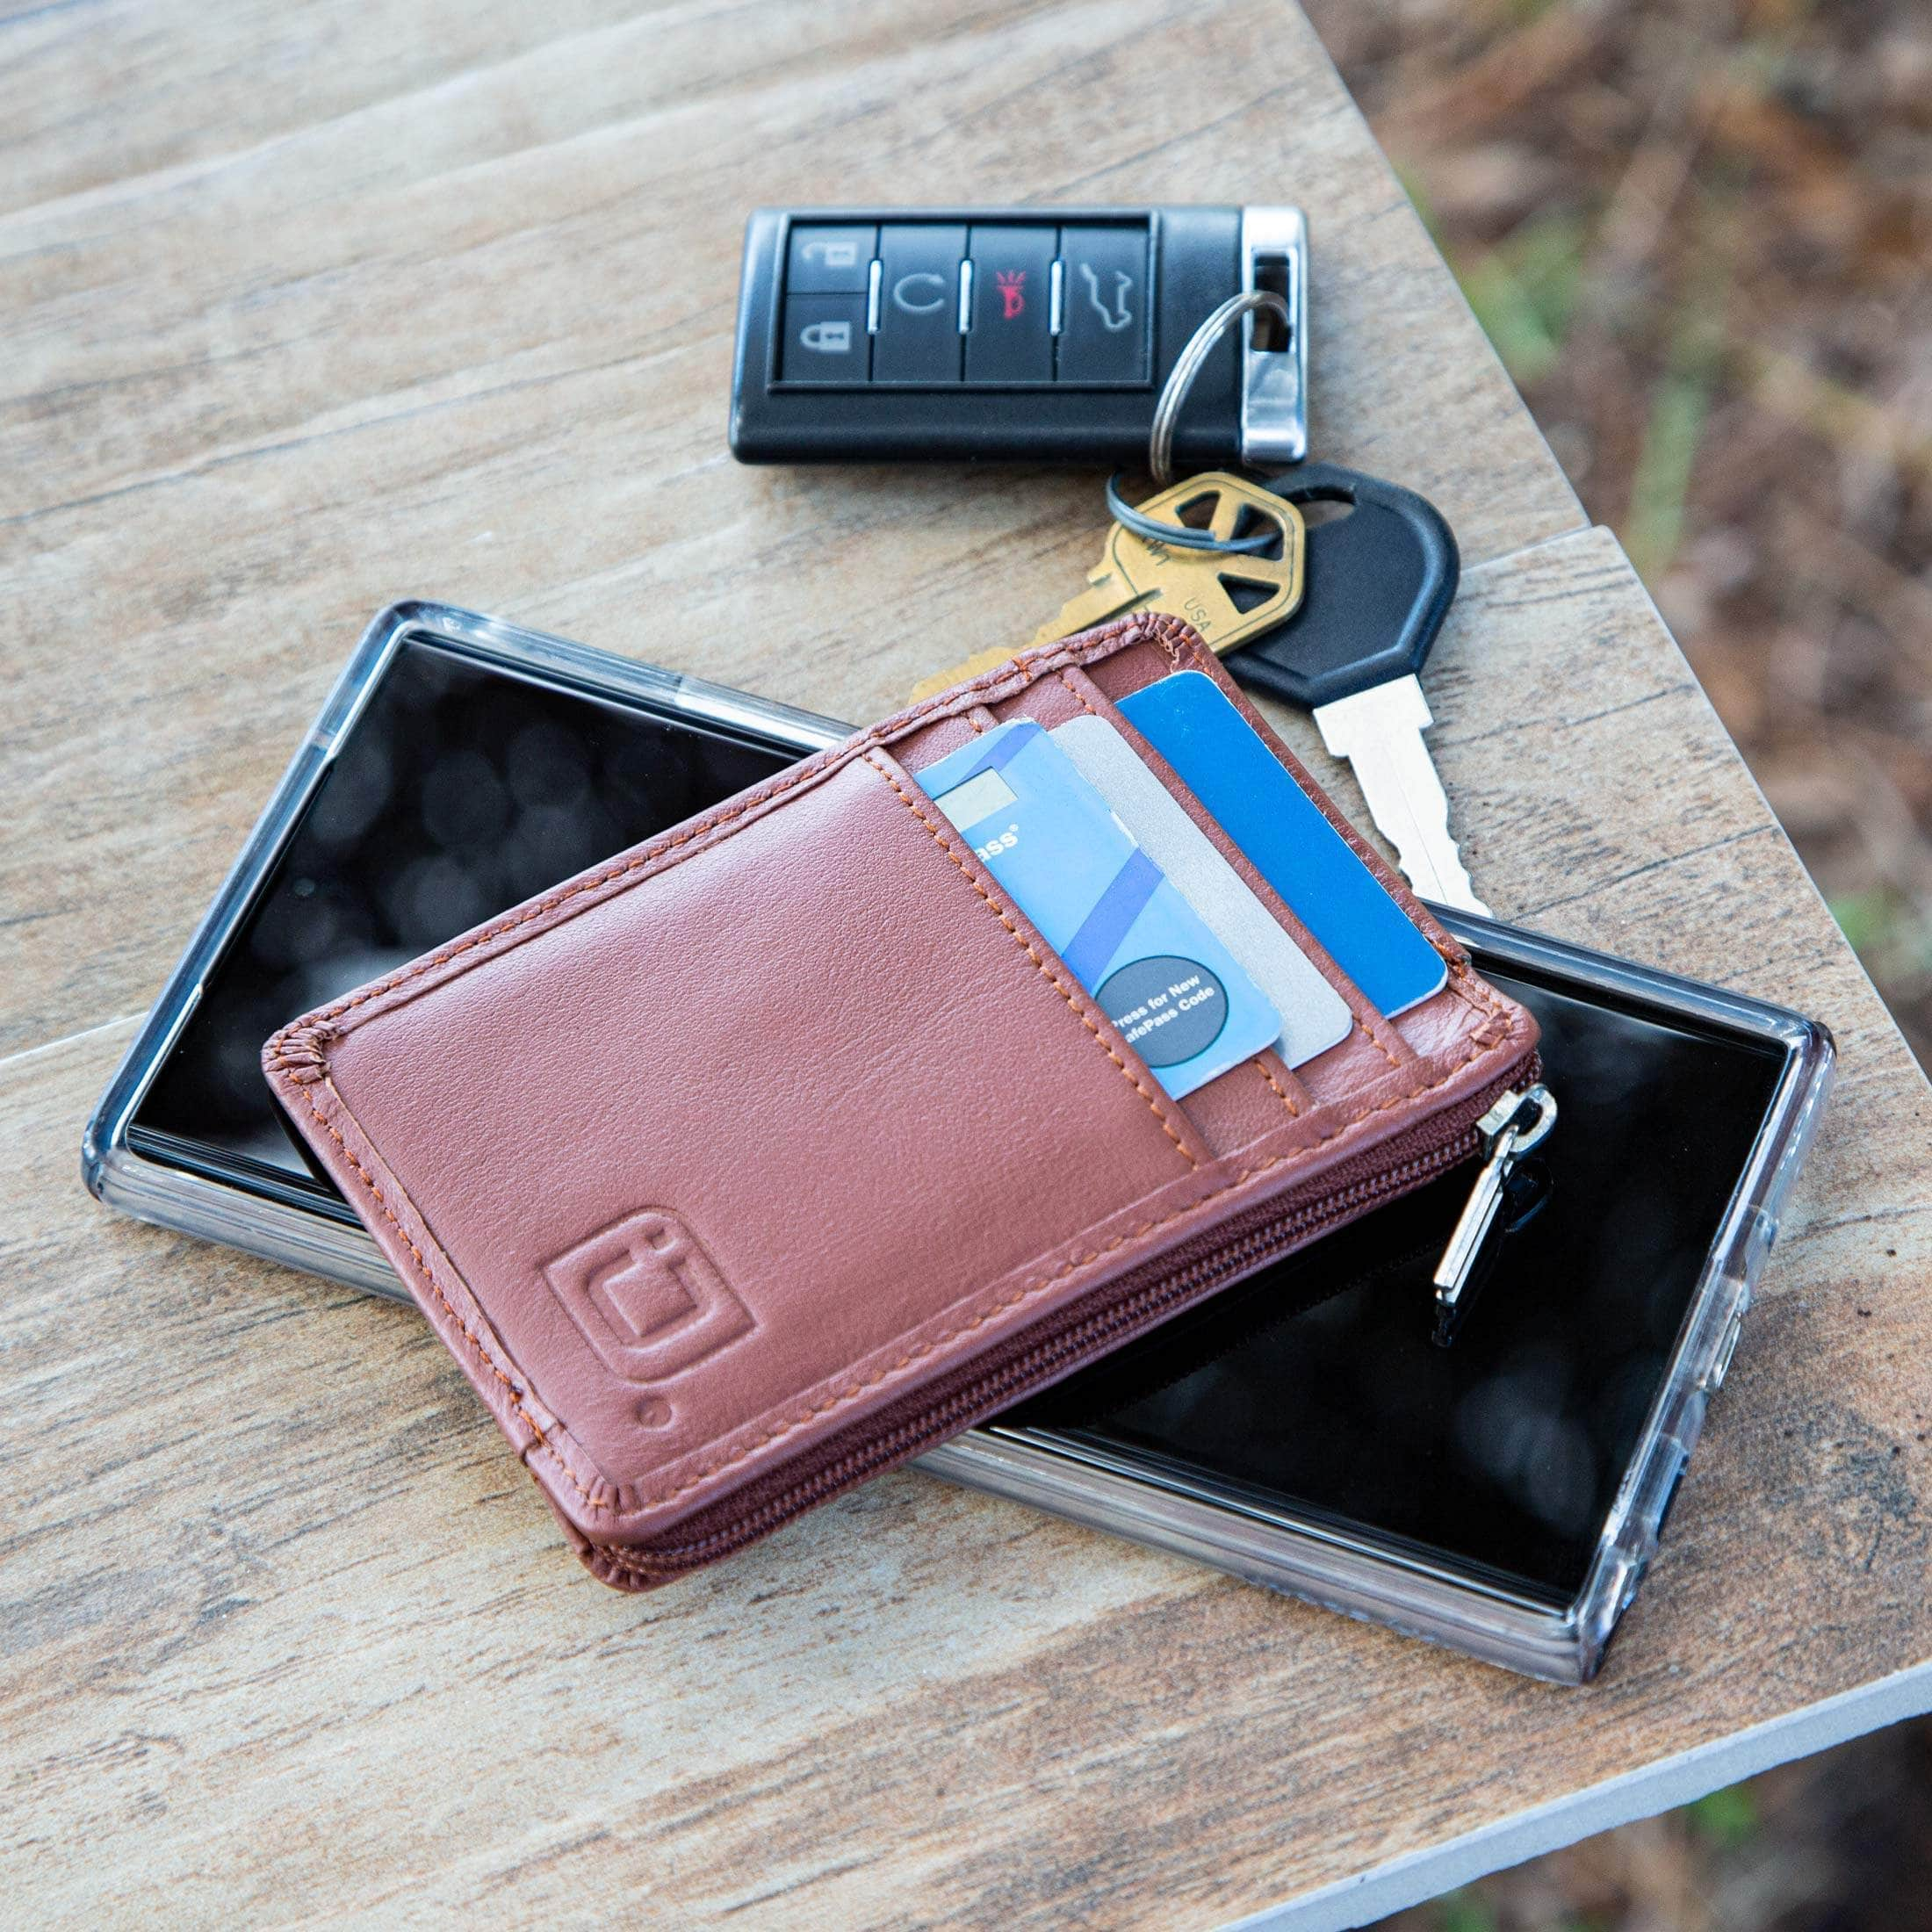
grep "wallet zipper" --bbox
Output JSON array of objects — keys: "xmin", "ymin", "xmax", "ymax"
[
  {"xmin": 622, "ymin": 1051, "xmax": 1541, "ymax": 1577},
  {"xmin": 1020, "ymin": 1059, "xmax": 1548, "ymax": 1391},
  {"xmin": 1431, "ymin": 1080, "xmax": 1559, "ymax": 1333}
]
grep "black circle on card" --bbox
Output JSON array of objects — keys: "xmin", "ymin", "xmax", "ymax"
[{"xmin": 1095, "ymin": 955, "xmax": 1229, "ymax": 1067}]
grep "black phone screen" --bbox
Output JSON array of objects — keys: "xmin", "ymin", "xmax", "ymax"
[{"xmin": 132, "ymin": 634, "xmax": 1786, "ymax": 1606}]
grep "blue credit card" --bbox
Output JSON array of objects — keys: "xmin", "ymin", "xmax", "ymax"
[
  {"xmin": 918, "ymin": 719, "xmax": 1282, "ymax": 1099},
  {"xmin": 1116, "ymin": 671, "xmax": 1448, "ymax": 1017}
]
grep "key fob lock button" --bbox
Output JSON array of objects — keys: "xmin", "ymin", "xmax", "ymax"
[{"xmin": 781, "ymin": 293, "xmax": 870, "ymax": 384}]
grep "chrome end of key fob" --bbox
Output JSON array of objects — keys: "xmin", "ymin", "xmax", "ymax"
[
  {"xmin": 727, "ymin": 205, "xmax": 1308, "ymax": 467},
  {"xmin": 1237, "ymin": 205, "xmax": 1308, "ymax": 469}
]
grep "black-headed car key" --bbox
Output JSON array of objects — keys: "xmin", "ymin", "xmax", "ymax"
[
  {"xmin": 729, "ymin": 205, "xmax": 1307, "ymax": 466},
  {"xmin": 1223, "ymin": 463, "xmax": 1486, "ymax": 915}
]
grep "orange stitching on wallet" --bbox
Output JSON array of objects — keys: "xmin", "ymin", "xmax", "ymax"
[
  {"xmin": 1352, "ymin": 1012, "xmax": 1404, "ymax": 1073},
  {"xmin": 1135, "ymin": 613, "xmax": 1191, "ymax": 669},
  {"xmin": 1058, "ymin": 668, "xmax": 1105, "ymax": 718},
  {"xmin": 861, "ymin": 751, "xmax": 1199, "ymax": 1170},
  {"xmin": 1259, "ymin": 1060, "xmax": 1302, "ymax": 1118}
]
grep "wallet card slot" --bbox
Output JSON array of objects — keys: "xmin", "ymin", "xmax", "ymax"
[
  {"xmin": 995, "ymin": 666, "xmax": 1423, "ymax": 1128},
  {"xmin": 867, "ymin": 746, "xmax": 1214, "ymax": 1169},
  {"xmin": 964, "ymin": 668, "xmax": 1335, "ymax": 1156},
  {"xmin": 892, "ymin": 722, "xmax": 1231, "ymax": 1157}
]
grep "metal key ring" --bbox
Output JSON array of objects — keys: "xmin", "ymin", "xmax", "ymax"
[
  {"xmin": 1103, "ymin": 471, "xmax": 1282, "ymax": 554},
  {"xmin": 1149, "ymin": 286, "xmax": 1291, "ymax": 487},
  {"xmin": 1103, "ymin": 286, "xmax": 1295, "ymax": 558}
]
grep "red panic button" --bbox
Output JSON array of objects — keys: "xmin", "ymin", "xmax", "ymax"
[{"xmin": 966, "ymin": 226, "xmax": 1056, "ymax": 384}]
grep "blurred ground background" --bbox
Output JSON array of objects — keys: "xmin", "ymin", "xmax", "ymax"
[
  {"xmin": 1308, "ymin": 0, "xmax": 1932, "ymax": 1063},
  {"xmin": 1296, "ymin": 0, "xmax": 1932, "ymax": 1925}
]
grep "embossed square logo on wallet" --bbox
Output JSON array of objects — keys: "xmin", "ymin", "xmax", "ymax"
[{"xmin": 543, "ymin": 1209, "xmax": 754, "ymax": 1389}]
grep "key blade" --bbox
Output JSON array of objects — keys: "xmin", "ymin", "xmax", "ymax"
[
  {"xmin": 1314, "ymin": 675, "xmax": 1490, "ymax": 916},
  {"xmin": 910, "ymin": 566, "xmax": 1146, "ymax": 702},
  {"xmin": 1030, "ymin": 565, "xmax": 1150, "ymax": 650}
]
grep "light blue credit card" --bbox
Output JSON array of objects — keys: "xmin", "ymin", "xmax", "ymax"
[
  {"xmin": 1049, "ymin": 714, "xmax": 1352, "ymax": 1070},
  {"xmin": 1116, "ymin": 672, "xmax": 1448, "ymax": 1017},
  {"xmin": 918, "ymin": 719, "xmax": 1282, "ymax": 1100}
]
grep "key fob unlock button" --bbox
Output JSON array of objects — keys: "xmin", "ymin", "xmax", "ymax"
[{"xmin": 785, "ymin": 222, "xmax": 876, "ymax": 293}]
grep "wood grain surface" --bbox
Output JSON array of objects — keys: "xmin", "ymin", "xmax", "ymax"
[
  {"xmin": 0, "ymin": 0, "xmax": 1578, "ymax": 1061},
  {"xmin": 3, "ymin": 3, "xmax": 1926, "ymax": 1928}
]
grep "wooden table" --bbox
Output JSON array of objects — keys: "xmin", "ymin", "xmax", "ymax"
[{"xmin": 5, "ymin": 4, "xmax": 1929, "ymax": 1925}]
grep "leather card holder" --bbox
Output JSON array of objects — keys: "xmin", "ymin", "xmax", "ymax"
[{"xmin": 264, "ymin": 616, "xmax": 1538, "ymax": 1588}]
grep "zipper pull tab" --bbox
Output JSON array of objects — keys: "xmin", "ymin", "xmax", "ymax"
[{"xmin": 1432, "ymin": 1084, "xmax": 1557, "ymax": 1344}]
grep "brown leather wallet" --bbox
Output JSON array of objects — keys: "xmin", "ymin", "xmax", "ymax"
[{"xmin": 264, "ymin": 617, "xmax": 1538, "ymax": 1588}]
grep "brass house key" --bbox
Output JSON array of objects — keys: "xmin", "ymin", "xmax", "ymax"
[{"xmin": 908, "ymin": 473, "xmax": 1305, "ymax": 701}]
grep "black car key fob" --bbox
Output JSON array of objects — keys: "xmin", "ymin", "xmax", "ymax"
[{"xmin": 728, "ymin": 205, "xmax": 1307, "ymax": 467}]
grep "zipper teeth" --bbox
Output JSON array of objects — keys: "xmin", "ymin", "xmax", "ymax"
[
  {"xmin": 617, "ymin": 1125, "xmax": 1479, "ymax": 1576},
  {"xmin": 610, "ymin": 1058, "xmax": 1538, "ymax": 1578}
]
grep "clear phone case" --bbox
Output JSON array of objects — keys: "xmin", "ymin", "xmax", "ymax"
[{"xmin": 85, "ymin": 601, "xmax": 1834, "ymax": 1682}]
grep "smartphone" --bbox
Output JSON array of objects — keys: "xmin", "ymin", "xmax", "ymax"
[{"xmin": 85, "ymin": 602, "xmax": 1832, "ymax": 1681}]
